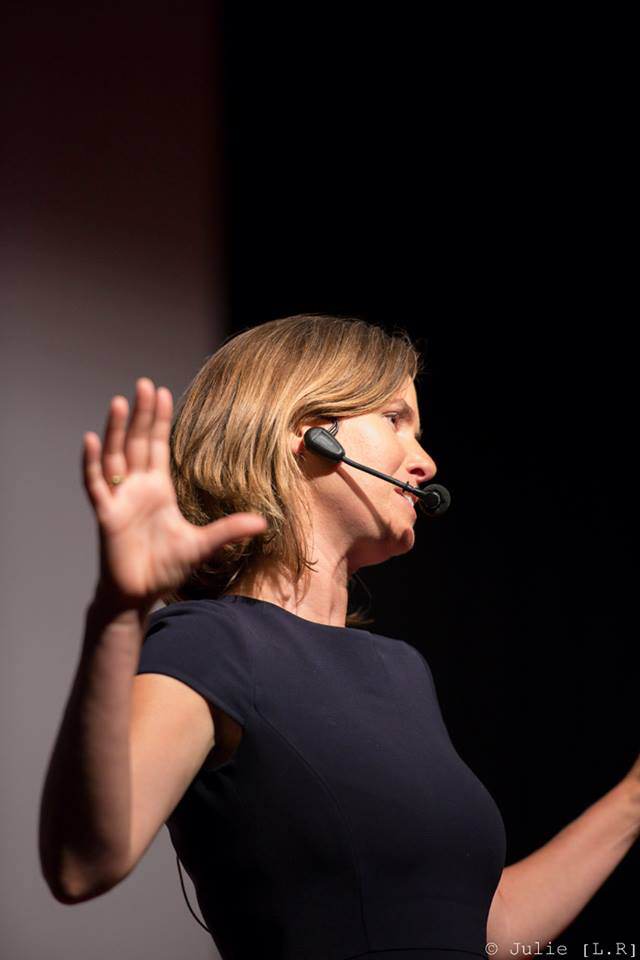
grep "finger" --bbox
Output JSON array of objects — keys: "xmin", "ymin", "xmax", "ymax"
[
  {"xmin": 83, "ymin": 432, "xmax": 113, "ymax": 512},
  {"xmin": 101, "ymin": 394, "xmax": 129, "ymax": 485},
  {"xmin": 124, "ymin": 377, "xmax": 156, "ymax": 472},
  {"xmin": 149, "ymin": 386, "xmax": 173, "ymax": 474}
]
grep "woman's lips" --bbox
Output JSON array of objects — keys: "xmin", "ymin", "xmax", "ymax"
[{"xmin": 395, "ymin": 487, "xmax": 417, "ymax": 513}]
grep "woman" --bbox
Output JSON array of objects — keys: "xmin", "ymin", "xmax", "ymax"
[{"xmin": 39, "ymin": 314, "xmax": 640, "ymax": 960}]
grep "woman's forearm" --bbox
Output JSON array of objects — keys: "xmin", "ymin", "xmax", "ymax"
[
  {"xmin": 499, "ymin": 780, "xmax": 640, "ymax": 951},
  {"xmin": 38, "ymin": 588, "xmax": 151, "ymax": 902}
]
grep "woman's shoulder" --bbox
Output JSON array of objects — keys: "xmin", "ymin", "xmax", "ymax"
[
  {"xmin": 137, "ymin": 596, "xmax": 257, "ymax": 721},
  {"xmin": 146, "ymin": 596, "xmax": 234, "ymax": 626},
  {"xmin": 142, "ymin": 596, "xmax": 256, "ymax": 656}
]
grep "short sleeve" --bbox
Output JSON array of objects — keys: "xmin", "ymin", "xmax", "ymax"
[{"xmin": 135, "ymin": 599, "xmax": 254, "ymax": 726}]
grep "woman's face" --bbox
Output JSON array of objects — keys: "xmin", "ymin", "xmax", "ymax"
[{"xmin": 295, "ymin": 377, "xmax": 438, "ymax": 573}]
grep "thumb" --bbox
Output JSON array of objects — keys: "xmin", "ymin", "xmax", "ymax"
[{"xmin": 199, "ymin": 512, "xmax": 268, "ymax": 556}]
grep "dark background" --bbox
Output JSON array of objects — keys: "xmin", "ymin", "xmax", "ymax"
[{"xmin": 223, "ymin": 6, "xmax": 637, "ymax": 948}]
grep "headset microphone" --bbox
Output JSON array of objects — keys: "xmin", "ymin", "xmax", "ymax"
[{"xmin": 303, "ymin": 423, "xmax": 451, "ymax": 518}]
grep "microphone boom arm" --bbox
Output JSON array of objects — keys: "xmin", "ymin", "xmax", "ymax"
[{"xmin": 303, "ymin": 426, "xmax": 451, "ymax": 518}]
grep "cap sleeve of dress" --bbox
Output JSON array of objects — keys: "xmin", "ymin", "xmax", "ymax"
[{"xmin": 135, "ymin": 599, "xmax": 253, "ymax": 727}]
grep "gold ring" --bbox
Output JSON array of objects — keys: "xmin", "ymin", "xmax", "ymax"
[{"xmin": 109, "ymin": 475, "xmax": 125, "ymax": 486}]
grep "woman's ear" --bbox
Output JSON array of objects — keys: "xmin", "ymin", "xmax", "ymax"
[
  {"xmin": 289, "ymin": 416, "xmax": 336, "ymax": 462},
  {"xmin": 288, "ymin": 419, "xmax": 314, "ymax": 460}
]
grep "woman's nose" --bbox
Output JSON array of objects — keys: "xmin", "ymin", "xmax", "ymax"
[{"xmin": 407, "ymin": 448, "xmax": 437, "ymax": 485}]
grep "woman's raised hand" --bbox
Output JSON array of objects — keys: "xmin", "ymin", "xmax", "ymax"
[{"xmin": 82, "ymin": 378, "xmax": 267, "ymax": 613}]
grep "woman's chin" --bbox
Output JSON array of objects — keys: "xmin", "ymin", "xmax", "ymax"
[
  {"xmin": 387, "ymin": 525, "xmax": 416, "ymax": 557},
  {"xmin": 400, "ymin": 527, "xmax": 416, "ymax": 551}
]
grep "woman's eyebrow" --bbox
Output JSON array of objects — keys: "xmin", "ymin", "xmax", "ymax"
[{"xmin": 392, "ymin": 399, "xmax": 423, "ymax": 441}]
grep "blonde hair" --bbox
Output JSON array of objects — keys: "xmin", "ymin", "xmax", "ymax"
[{"xmin": 163, "ymin": 313, "xmax": 425, "ymax": 627}]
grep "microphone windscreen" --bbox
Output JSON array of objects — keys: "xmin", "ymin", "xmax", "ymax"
[{"xmin": 418, "ymin": 483, "xmax": 451, "ymax": 517}]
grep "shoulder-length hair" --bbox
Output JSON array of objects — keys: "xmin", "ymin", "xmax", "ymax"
[{"xmin": 162, "ymin": 313, "xmax": 425, "ymax": 627}]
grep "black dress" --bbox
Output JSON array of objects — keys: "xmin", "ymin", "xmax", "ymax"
[{"xmin": 135, "ymin": 594, "xmax": 506, "ymax": 960}]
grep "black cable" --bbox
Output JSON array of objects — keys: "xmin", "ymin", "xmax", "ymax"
[{"xmin": 176, "ymin": 853, "xmax": 211, "ymax": 934}]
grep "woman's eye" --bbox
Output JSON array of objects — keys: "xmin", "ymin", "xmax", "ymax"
[{"xmin": 385, "ymin": 413, "xmax": 400, "ymax": 427}]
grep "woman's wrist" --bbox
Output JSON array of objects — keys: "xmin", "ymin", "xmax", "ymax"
[
  {"xmin": 89, "ymin": 580, "xmax": 156, "ymax": 626},
  {"xmin": 610, "ymin": 776, "xmax": 640, "ymax": 843}
]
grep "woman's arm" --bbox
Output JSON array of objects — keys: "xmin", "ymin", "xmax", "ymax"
[
  {"xmin": 39, "ymin": 379, "xmax": 267, "ymax": 903},
  {"xmin": 38, "ymin": 591, "xmax": 151, "ymax": 902},
  {"xmin": 487, "ymin": 778, "xmax": 640, "ymax": 958}
]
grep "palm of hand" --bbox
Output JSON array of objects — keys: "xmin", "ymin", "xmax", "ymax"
[
  {"xmin": 97, "ymin": 470, "xmax": 207, "ymax": 603},
  {"xmin": 85, "ymin": 379, "xmax": 267, "ymax": 611}
]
